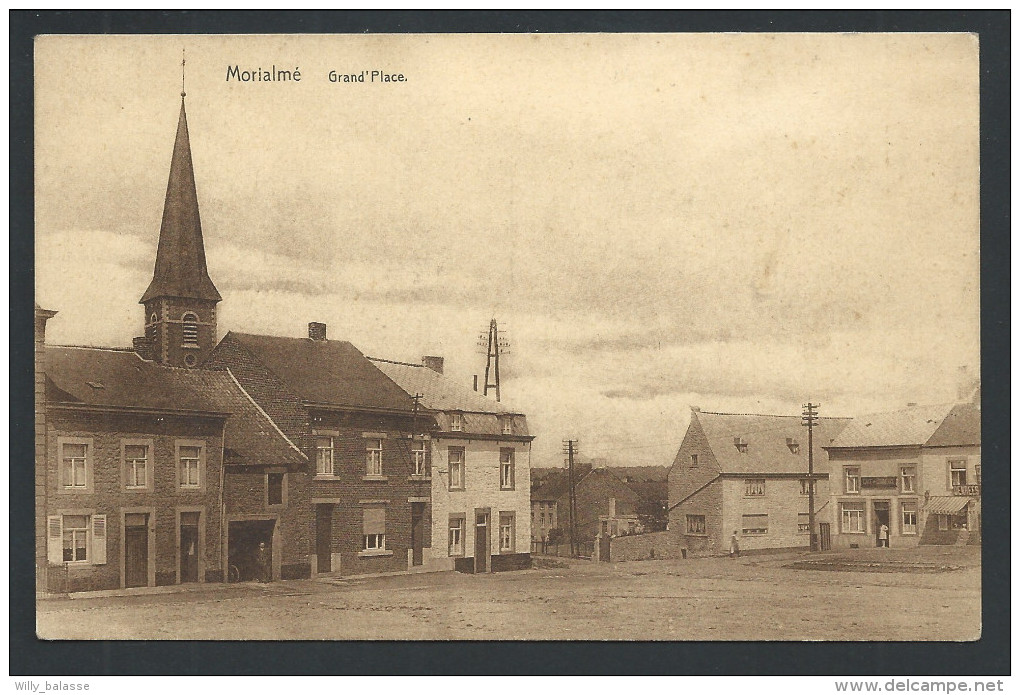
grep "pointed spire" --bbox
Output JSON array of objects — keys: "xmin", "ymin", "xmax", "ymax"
[{"xmin": 140, "ymin": 94, "xmax": 221, "ymax": 304}]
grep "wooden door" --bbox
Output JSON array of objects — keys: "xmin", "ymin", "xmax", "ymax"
[
  {"xmin": 819, "ymin": 522, "xmax": 831, "ymax": 551},
  {"xmin": 411, "ymin": 503, "xmax": 424, "ymax": 566},
  {"xmin": 474, "ymin": 513, "xmax": 488, "ymax": 573},
  {"xmin": 124, "ymin": 516, "xmax": 149, "ymax": 588},
  {"xmin": 316, "ymin": 504, "xmax": 332, "ymax": 573},
  {"xmin": 180, "ymin": 522, "xmax": 199, "ymax": 583}
]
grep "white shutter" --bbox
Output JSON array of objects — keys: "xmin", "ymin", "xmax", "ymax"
[
  {"xmin": 91, "ymin": 514, "xmax": 107, "ymax": 565},
  {"xmin": 47, "ymin": 515, "xmax": 63, "ymax": 564}
]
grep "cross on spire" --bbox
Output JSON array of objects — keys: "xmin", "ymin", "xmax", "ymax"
[{"xmin": 181, "ymin": 48, "xmax": 186, "ymax": 97}]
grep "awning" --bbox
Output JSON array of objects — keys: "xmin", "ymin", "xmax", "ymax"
[{"xmin": 923, "ymin": 496, "xmax": 970, "ymax": 514}]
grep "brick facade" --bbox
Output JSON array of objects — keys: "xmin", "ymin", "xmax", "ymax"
[{"xmin": 44, "ymin": 408, "xmax": 226, "ymax": 593}]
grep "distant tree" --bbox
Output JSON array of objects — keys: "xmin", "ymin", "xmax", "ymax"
[
  {"xmin": 636, "ymin": 500, "xmax": 668, "ymax": 533},
  {"xmin": 547, "ymin": 527, "xmax": 564, "ymax": 545}
]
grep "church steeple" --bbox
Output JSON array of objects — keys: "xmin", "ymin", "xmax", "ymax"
[
  {"xmin": 137, "ymin": 88, "xmax": 221, "ymax": 368},
  {"xmin": 140, "ymin": 95, "xmax": 221, "ymax": 304}
]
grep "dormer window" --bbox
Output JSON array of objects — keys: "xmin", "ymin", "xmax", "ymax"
[
  {"xmin": 734, "ymin": 436, "xmax": 748, "ymax": 453},
  {"xmin": 501, "ymin": 416, "xmax": 513, "ymax": 436},
  {"xmin": 786, "ymin": 437, "xmax": 800, "ymax": 454},
  {"xmin": 182, "ymin": 312, "xmax": 199, "ymax": 345},
  {"xmin": 450, "ymin": 413, "xmax": 463, "ymax": 432}
]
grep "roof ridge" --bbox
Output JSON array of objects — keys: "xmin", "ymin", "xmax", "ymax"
[
  {"xmin": 700, "ymin": 410, "xmax": 849, "ymax": 420},
  {"xmin": 367, "ymin": 356, "xmax": 424, "ymax": 368},
  {"xmin": 224, "ymin": 368, "xmax": 307, "ymax": 460},
  {"xmin": 49, "ymin": 344, "xmax": 136, "ymax": 353},
  {"xmin": 231, "ymin": 330, "xmax": 352, "ymax": 345}
]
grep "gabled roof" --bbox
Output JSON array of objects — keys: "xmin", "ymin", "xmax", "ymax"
[
  {"xmin": 140, "ymin": 97, "xmax": 221, "ymax": 304},
  {"xmin": 827, "ymin": 403, "xmax": 955, "ymax": 449},
  {"xmin": 604, "ymin": 467, "xmax": 670, "ymax": 503},
  {"xmin": 225, "ymin": 332, "xmax": 414, "ymax": 412},
  {"xmin": 171, "ymin": 369, "xmax": 305, "ymax": 467},
  {"xmin": 531, "ymin": 465, "xmax": 592, "ymax": 501},
  {"xmin": 44, "ymin": 346, "xmax": 225, "ymax": 414},
  {"xmin": 369, "ymin": 358, "xmax": 516, "ymax": 414},
  {"xmin": 925, "ymin": 403, "xmax": 981, "ymax": 448},
  {"xmin": 693, "ymin": 410, "xmax": 851, "ymax": 475}
]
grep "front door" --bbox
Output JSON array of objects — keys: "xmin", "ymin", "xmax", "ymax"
[
  {"xmin": 474, "ymin": 512, "xmax": 489, "ymax": 573},
  {"xmin": 316, "ymin": 504, "xmax": 333, "ymax": 573},
  {"xmin": 873, "ymin": 501, "xmax": 890, "ymax": 547},
  {"xmin": 180, "ymin": 513, "xmax": 199, "ymax": 583},
  {"xmin": 124, "ymin": 514, "xmax": 149, "ymax": 588},
  {"xmin": 411, "ymin": 503, "xmax": 424, "ymax": 567}
]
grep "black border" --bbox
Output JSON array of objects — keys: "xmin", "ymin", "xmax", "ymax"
[{"xmin": 10, "ymin": 10, "xmax": 1009, "ymax": 676}]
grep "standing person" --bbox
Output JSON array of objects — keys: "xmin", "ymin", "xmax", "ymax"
[
  {"xmin": 730, "ymin": 531, "xmax": 740, "ymax": 558},
  {"xmin": 256, "ymin": 541, "xmax": 270, "ymax": 582},
  {"xmin": 879, "ymin": 523, "xmax": 889, "ymax": 548}
]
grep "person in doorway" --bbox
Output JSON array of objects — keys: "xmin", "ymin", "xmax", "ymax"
[
  {"xmin": 730, "ymin": 531, "xmax": 740, "ymax": 558},
  {"xmin": 256, "ymin": 541, "xmax": 270, "ymax": 582},
  {"xmin": 879, "ymin": 523, "xmax": 889, "ymax": 548}
]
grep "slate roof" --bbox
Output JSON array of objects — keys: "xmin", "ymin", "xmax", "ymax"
[
  {"xmin": 694, "ymin": 410, "xmax": 851, "ymax": 475},
  {"xmin": 227, "ymin": 332, "xmax": 414, "ymax": 412},
  {"xmin": 44, "ymin": 346, "xmax": 225, "ymax": 414},
  {"xmin": 171, "ymin": 368, "xmax": 305, "ymax": 467},
  {"xmin": 141, "ymin": 97, "xmax": 221, "ymax": 303},
  {"xmin": 925, "ymin": 403, "xmax": 981, "ymax": 448},
  {"xmin": 605, "ymin": 467, "xmax": 670, "ymax": 503},
  {"xmin": 44, "ymin": 345, "xmax": 304, "ymax": 467},
  {"xmin": 827, "ymin": 403, "xmax": 956, "ymax": 449},
  {"xmin": 531, "ymin": 465, "xmax": 591, "ymax": 501},
  {"xmin": 369, "ymin": 359, "xmax": 516, "ymax": 414}
]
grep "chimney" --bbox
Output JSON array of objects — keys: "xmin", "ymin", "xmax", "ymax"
[
  {"xmin": 133, "ymin": 336, "xmax": 155, "ymax": 361},
  {"xmin": 308, "ymin": 322, "xmax": 327, "ymax": 341},
  {"xmin": 690, "ymin": 405, "xmax": 701, "ymax": 412},
  {"xmin": 422, "ymin": 356, "xmax": 444, "ymax": 374}
]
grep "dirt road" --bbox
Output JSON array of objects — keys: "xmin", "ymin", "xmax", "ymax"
[{"xmin": 36, "ymin": 546, "xmax": 980, "ymax": 641}]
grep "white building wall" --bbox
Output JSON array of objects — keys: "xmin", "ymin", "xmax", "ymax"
[{"xmin": 428, "ymin": 436, "xmax": 532, "ymax": 569}]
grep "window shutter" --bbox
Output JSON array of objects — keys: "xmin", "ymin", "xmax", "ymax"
[
  {"xmin": 363, "ymin": 507, "xmax": 386, "ymax": 535},
  {"xmin": 91, "ymin": 514, "xmax": 107, "ymax": 565},
  {"xmin": 47, "ymin": 516, "xmax": 63, "ymax": 564}
]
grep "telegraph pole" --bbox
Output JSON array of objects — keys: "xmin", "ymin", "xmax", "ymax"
[
  {"xmin": 410, "ymin": 393, "xmax": 422, "ymax": 476},
  {"xmin": 562, "ymin": 439, "xmax": 579, "ymax": 557},
  {"xmin": 479, "ymin": 318, "xmax": 510, "ymax": 402},
  {"xmin": 802, "ymin": 402, "xmax": 819, "ymax": 551}
]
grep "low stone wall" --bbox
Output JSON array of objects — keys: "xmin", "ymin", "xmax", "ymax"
[{"xmin": 608, "ymin": 531, "xmax": 685, "ymax": 562}]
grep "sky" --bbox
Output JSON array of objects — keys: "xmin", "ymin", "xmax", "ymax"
[{"xmin": 34, "ymin": 34, "xmax": 980, "ymax": 468}]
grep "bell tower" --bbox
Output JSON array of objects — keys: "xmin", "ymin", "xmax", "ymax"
[{"xmin": 138, "ymin": 75, "xmax": 221, "ymax": 367}]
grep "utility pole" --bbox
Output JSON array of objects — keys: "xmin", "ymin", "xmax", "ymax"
[
  {"xmin": 410, "ymin": 393, "xmax": 422, "ymax": 476},
  {"xmin": 802, "ymin": 402, "xmax": 819, "ymax": 552},
  {"xmin": 478, "ymin": 318, "xmax": 510, "ymax": 402},
  {"xmin": 562, "ymin": 439, "xmax": 579, "ymax": 557}
]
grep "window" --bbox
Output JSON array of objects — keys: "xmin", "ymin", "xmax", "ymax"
[
  {"xmin": 124, "ymin": 444, "xmax": 149, "ymax": 489},
  {"xmin": 937, "ymin": 514, "xmax": 949, "ymax": 531},
  {"xmin": 182, "ymin": 312, "xmax": 199, "ymax": 345},
  {"xmin": 267, "ymin": 473, "xmax": 285, "ymax": 506},
  {"xmin": 499, "ymin": 512, "xmax": 515, "ymax": 552},
  {"xmin": 901, "ymin": 501, "xmax": 917, "ymax": 535},
  {"xmin": 686, "ymin": 515, "xmax": 706, "ymax": 535},
  {"xmin": 450, "ymin": 413, "xmax": 463, "ymax": 432},
  {"xmin": 798, "ymin": 513, "xmax": 810, "ymax": 534},
  {"xmin": 975, "ymin": 465, "xmax": 981, "ymax": 485},
  {"xmin": 741, "ymin": 514, "xmax": 768, "ymax": 535},
  {"xmin": 179, "ymin": 445, "xmax": 201, "ymax": 488},
  {"xmin": 799, "ymin": 479, "xmax": 816, "ymax": 496},
  {"xmin": 502, "ymin": 416, "xmax": 513, "ymax": 435},
  {"xmin": 734, "ymin": 437, "xmax": 748, "ymax": 453},
  {"xmin": 48, "ymin": 514, "xmax": 106, "ymax": 565},
  {"xmin": 411, "ymin": 440, "xmax": 426, "ymax": 477},
  {"xmin": 690, "ymin": 454, "xmax": 699, "ymax": 468},
  {"xmin": 315, "ymin": 437, "xmax": 334, "ymax": 476},
  {"xmin": 845, "ymin": 467, "xmax": 861, "ymax": 494},
  {"xmin": 900, "ymin": 466, "xmax": 916, "ymax": 493},
  {"xmin": 949, "ymin": 460, "xmax": 967, "ymax": 487},
  {"xmin": 500, "ymin": 449, "xmax": 515, "ymax": 490},
  {"xmin": 841, "ymin": 501, "xmax": 865, "ymax": 533},
  {"xmin": 448, "ymin": 448, "xmax": 465, "ymax": 490},
  {"xmin": 366, "ymin": 438, "xmax": 383, "ymax": 476},
  {"xmin": 448, "ymin": 516, "xmax": 465, "ymax": 556},
  {"xmin": 744, "ymin": 478, "xmax": 765, "ymax": 497},
  {"xmin": 361, "ymin": 506, "xmax": 387, "ymax": 553},
  {"xmin": 951, "ymin": 511, "xmax": 968, "ymax": 530},
  {"xmin": 61, "ymin": 441, "xmax": 89, "ymax": 490},
  {"xmin": 62, "ymin": 515, "xmax": 89, "ymax": 562}
]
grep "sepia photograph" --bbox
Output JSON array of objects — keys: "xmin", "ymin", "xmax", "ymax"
[{"xmin": 31, "ymin": 30, "xmax": 983, "ymax": 644}]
